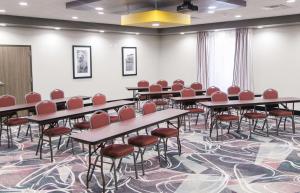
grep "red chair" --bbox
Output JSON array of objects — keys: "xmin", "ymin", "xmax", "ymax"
[
  {"xmin": 137, "ymin": 80, "xmax": 149, "ymax": 87},
  {"xmin": 263, "ymin": 89, "xmax": 295, "ymax": 134},
  {"xmin": 50, "ymin": 89, "xmax": 64, "ymax": 99},
  {"xmin": 228, "ymin": 85, "xmax": 241, "ymax": 95},
  {"xmin": 191, "ymin": 82, "xmax": 203, "ymax": 91},
  {"xmin": 143, "ymin": 102, "xmax": 181, "ymax": 160},
  {"xmin": 92, "ymin": 93, "xmax": 119, "ymax": 123},
  {"xmin": 180, "ymin": 88, "xmax": 205, "ymax": 129},
  {"xmin": 136, "ymin": 80, "xmax": 150, "ymax": 109},
  {"xmin": 211, "ymin": 91, "xmax": 240, "ymax": 140},
  {"xmin": 206, "ymin": 86, "xmax": 220, "ymax": 96},
  {"xmin": 66, "ymin": 97, "xmax": 90, "ymax": 131},
  {"xmin": 149, "ymin": 84, "xmax": 168, "ymax": 109},
  {"xmin": 173, "ymin": 79, "xmax": 184, "ymax": 85},
  {"xmin": 157, "ymin": 80, "xmax": 168, "ymax": 88},
  {"xmin": 35, "ymin": 100, "xmax": 72, "ymax": 162},
  {"xmin": 119, "ymin": 106, "xmax": 159, "ymax": 176},
  {"xmin": 239, "ymin": 90, "xmax": 269, "ymax": 138},
  {"xmin": 0, "ymin": 95, "xmax": 32, "ymax": 147},
  {"xmin": 171, "ymin": 83, "xmax": 184, "ymax": 91},
  {"xmin": 88, "ymin": 111, "xmax": 138, "ymax": 191},
  {"xmin": 25, "ymin": 92, "xmax": 42, "ymax": 115}
]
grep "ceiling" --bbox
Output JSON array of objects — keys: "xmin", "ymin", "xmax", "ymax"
[{"xmin": 0, "ymin": 0, "xmax": 300, "ymax": 27}]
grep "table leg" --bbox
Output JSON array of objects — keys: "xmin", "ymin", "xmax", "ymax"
[
  {"xmin": 86, "ymin": 144, "xmax": 92, "ymax": 188},
  {"xmin": 209, "ymin": 108, "xmax": 214, "ymax": 137}
]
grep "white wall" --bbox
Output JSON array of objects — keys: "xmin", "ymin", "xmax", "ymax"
[{"xmin": 0, "ymin": 27, "xmax": 160, "ymax": 100}]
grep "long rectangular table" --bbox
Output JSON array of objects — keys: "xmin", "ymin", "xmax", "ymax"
[
  {"xmin": 199, "ymin": 97, "xmax": 300, "ymax": 137},
  {"xmin": 70, "ymin": 108, "xmax": 189, "ymax": 188},
  {"xmin": 126, "ymin": 86, "xmax": 171, "ymax": 99},
  {"xmin": 0, "ymin": 96, "xmax": 90, "ymax": 116}
]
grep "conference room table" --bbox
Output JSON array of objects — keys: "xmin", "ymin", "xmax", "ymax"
[
  {"xmin": 26, "ymin": 100, "xmax": 135, "ymax": 159},
  {"xmin": 70, "ymin": 108, "xmax": 189, "ymax": 188},
  {"xmin": 126, "ymin": 86, "xmax": 171, "ymax": 99},
  {"xmin": 138, "ymin": 90, "xmax": 206, "ymax": 100},
  {"xmin": 170, "ymin": 93, "xmax": 262, "ymax": 109},
  {"xmin": 199, "ymin": 97, "xmax": 300, "ymax": 137}
]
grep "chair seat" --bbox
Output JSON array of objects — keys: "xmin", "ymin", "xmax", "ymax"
[
  {"xmin": 74, "ymin": 121, "xmax": 90, "ymax": 129},
  {"xmin": 154, "ymin": 100, "xmax": 168, "ymax": 106},
  {"xmin": 244, "ymin": 112, "xmax": 267, "ymax": 119},
  {"xmin": 269, "ymin": 110, "xmax": 293, "ymax": 117},
  {"xmin": 110, "ymin": 115, "xmax": 119, "ymax": 123},
  {"xmin": 5, "ymin": 117, "xmax": 28, "ymax": 126},
  {"xmin": 151, "ymin": 128, "xmax": 178, "ymax": 138},
  {"xmin": 128, "ymin": 135, "xmax": 158, "ymax": 147},
  {"xmin": 216, "ymin": 114, "xmax": 239, "ymax": 122},
  {"xmin": 101, "ymin": 144, "xmax": 134, "ymax": 158},
  {"xmin": 187, "ymin": 108, "xmax": 205, "ymax": 113},
  {"xmin": 44, "ymin": 127, "xmax": 71, "ymax": 137}
]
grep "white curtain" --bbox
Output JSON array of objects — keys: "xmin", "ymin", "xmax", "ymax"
[
  {"xmin": 208, "ymin": 30, "xmax": 236, "ymax": 92},
  {"xmin": 196, "ymin": 32, "xmax": 209, "ymax": 89}
]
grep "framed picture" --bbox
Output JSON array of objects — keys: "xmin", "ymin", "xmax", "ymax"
[
  {"xmin": 122, "ymin": 47, "xmax": 137, "ymax": 76},
  {"xmin": 72, "ymin": 45, "xmax": 92, "ymax": 79}
]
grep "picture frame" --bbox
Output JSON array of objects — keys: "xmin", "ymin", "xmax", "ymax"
[
  {"xmin": 122, "ymin": 47, "xmax": 137, "ymax": 76},
  {"xmin": 72, "ymin": 45, "xmax": 92, "ymax": 79}
]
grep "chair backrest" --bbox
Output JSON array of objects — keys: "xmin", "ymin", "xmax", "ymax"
[
  {"xmin": 118, "ymin": 106, "xmax": 136, "ymax": 121},
  {"xmin": 211, "ymin": 91, "xmax": 228, "ymax": 102},
  {"xmin": 90, "ymin": 111, "xmax": 110, "ymax": 129},
  {"xmin": 228, "ymin": 85, "xmax": 241, "ymax": 95},
  {"xmin": 67, "ymin": 97, "xmax": 83, "ymax": 110},
  {"xmin": 239, "ymin": 90, "xmax": 255, "ymax": 100},
  {"xmin": 50, "ymin": 89, "xmax": 64, "ymax": 100},
  {"xmin": 143, "ymin": 102, "xmax": 157, "ymax": 115},
  {"xmin": 92, "ymin": 93, "xmax": 106, "ymax": 106},
  {"xmin": 171, "ymin": 83, "xmax": 184, "ymax": 91},
  {"xmin": 181, "ymin": 88, "xmax": 196, "ymax": 97},
  {"xmin": 190, "ymin": 82, "xmax": 202, "ymax": 91},
  {"xmin": 157, "ymin": 80, "xmax": 168, "ymax": 88},
  {"xmin": 25, "ymin": 92, "xmax": 42, "ymax": 104},
  {"xmin": 263, "ymin": 89, "xmax": 278, "ymax": 99},
  {"xmin": 137, "ymin": 80, "xmax": 149, "ymax": 87},
  {"xmin": 206, "ymin": 86, "xmax": 220, "ymax": 96},
  {"xmin": 173, "ymin": 79, "xmax": 184, "ymax": 85},
  {"xmin": 0, "ymin": 95, "xmax": 16, "ymax": 107},
  {"xmin": 36, "ymin": 100, "xmax": 57, "ymax": 115},
  {"xmin": 149, "ymin": 84, "xmax": 162, "ymax": 92}
]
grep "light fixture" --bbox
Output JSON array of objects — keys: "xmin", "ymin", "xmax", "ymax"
[
  {"xmin": 19, "ymin": 2, "xmax": 28, "ymax": 6},
  {"xmin": 135, "ymin": 32, "xmax": 140, "ymax": 35},
  {"xmin": 180, "ymin": 32, "xmax": 185, "ymax": 35},
  {"xmin": 0, "ymin": 23, "xmax": 7, "ymax": 27},
  {"xmin": 72, "ymin": 16, "xmax": 78, "ymax": 20},
  {"xmin": 121, "ymin": 10, "xmax": 190, "ymax": 28},
  {"xmin": 208, "ymin": 10, "xmax": 215, "ymax": 14},
  {"xmin": 98, "ymin": 11, "xmax": 104, "ymax": 15},
  {"xmin": 152, "ymin": 23, "xmax": 160, "ymax": 27},
  {"xmin": 99, "ymin": 30, "xmax": 105, "ymax": 33},
  {"xmin": 208, "ymin": 6, "xmax": 217, "ymax": 9},
  {"xmin": 95, "ymin": 7, "xmax": 104, "ymax": 11},
  {"xmin": 235, "ymin": 15, "xmax": 242, "ymax": 18},
  {"xmin": 0, "ymin": 9, "xmax": 6, "ymax": 13},
  {"xmin": 257, "ymin": 26, "xmax": 263, "ymax": 29},
  {"xmin": 286, "ymin": 0, "xmax": 296, "ymax": 3},
  {"xmin": 54, "ymin": 27, "xmax": 61, "ymax": 30}
]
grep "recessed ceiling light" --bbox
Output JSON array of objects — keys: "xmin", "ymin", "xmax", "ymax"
[
  {"xmin": 208, "ymin": 6, "xmax": 217, "ymax": 9},
  {"xmin": 72, "ymin": 16, "xmax": 78, "ymax": 20},
  {"xmin": 0, "ymin": 9, "xmax": 6, "ymax": 13},
  {"xmin": 152, "ymin": 23, "xmax": 160, "ymax": 27},
  {"xmin": 180, "ymin": 32, "xmax": 185, "ymax": 35},
  {"xmin": 208, "ymin": 10, "xmax": 215, "ymax": 14},
  {"xmin": 135, "ymin": 32, "xmax": 140, "ymax": 35},
  {"xmin": 257, "ymin": 26, "xmax": 264, "ymax": 29},
  {"xmin": 214, "ymin": 29, "xmax": 219, "ymax": 32},
  {"xmin": 0, "ymin": 23, "xmax": 7, "ymax": 27},
  {"xmin": 19, "ymin": 2, "xmax": 28, "ymax": 6},
  {"xmin": 99, "ymin": 30, "xmax": 105, "ymax": 33},
  {"xmin": 235, "ymin": 15, "xmax": 242, "ymax": 18},
  {"xmin": 54, "ymin": 27, "xmax": 61, "ymax": 30},
  {"xmin": 286, "ymin": 0, "xmax": 296, "ymax": 3},
  {"xmin": 98, "ymin": 11, "xmax": 104, "ymax": 15},
  {"xmin": 95, "ymin": 7, "xmax": 104, "ymax": 11}
]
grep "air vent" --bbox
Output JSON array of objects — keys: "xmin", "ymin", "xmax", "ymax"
[{"xmin": 262, "ymin": 4, "xmax": 290, "ymax": 10}]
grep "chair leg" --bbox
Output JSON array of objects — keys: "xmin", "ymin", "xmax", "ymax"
[
  {"xmin": 39, "ymin": 135, "xmax": 44, "ymax": 159},
  {"xmin": 275, "ymin": 118, "xmax": 279, "ymax": 136},
  {"xmin": 188, "ymin": 114, "xmax": 191, "ymax": 131},
  {"xmin": 100, "ymin": 154, "xmax": 106, "ymax": 193},
  {"xmin": 140, "ymin": 148, "xmax": 145, "ymax": 176},
  {"xmin": 9, "ymin": 127, "xmax": 13, "ymax": 147},
  {"xmin": 283, "ymin": 117, "xmax": 287, "ymax": 131},
  {"xmin": 57, "ymin": 136, "xmax": 62, "ymax": 150},
  {"xmin": 0, "ymin": 125, "xmax": 2, "ymax": 146},
  {"xmin": 89, "ymin": 155, "xmax": 99, "ymax": 181},
  {"xmin": 132, "ymin": 152, "xmax": 138, "ymax": 179},
  {"xmin": 163, "ymin": 138, "xmax": 168, "ymax": 160},
  {"xmin": 112, "ymin": 159, "xmax": 118, "ymax": 190},
  {"xmin": 17, "ymin": 125, "xmax": 21, "ymax": 138},
  {"xmin": 249, "ymin": 119, "xmax": 252, "ymax": 139},
  {"xmin": 49, "ymin": 136, "xmax": 53, "ymax": 162},
  {"xmin": 156, "ymin": 142, "xmax": 161, "ymax": 166},
  {"xmin": 215, "ymin": 121, "xmax": 219, "ymax": 141},
  {"xmin": 36, "ymin": 136, "xmax": 41, "ymax": 156},
  {"xmin": 177, "ymin": 135, "xmax": 181, "ymax": 155},
  {"xmin": 292, "ymin": 116, "xmax": 295, "ymax": 134},
  {"xmin": 29, "ymin": 125, "xmax": 33, "ymax": 142},
  {"xmin": 7, "ymin": 126, "xmax": 10, "ymax": 148},
  {"xmin": 195, "ymin": 113, "xmax": 199, "ymax": 125}
]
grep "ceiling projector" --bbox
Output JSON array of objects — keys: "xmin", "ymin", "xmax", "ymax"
[{"xmin": 177, "ymin": 0, "xmax": 198, "ymax": 12}]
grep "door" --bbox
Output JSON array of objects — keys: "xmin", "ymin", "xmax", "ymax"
[{"xmin": 0, "ymin": 45, "xmax": 32, "ymax": 104}]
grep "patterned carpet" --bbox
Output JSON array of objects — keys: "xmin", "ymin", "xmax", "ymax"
[{"xmin": 0, "ymin": 112, "xmax": 299, "ymax": 193}]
